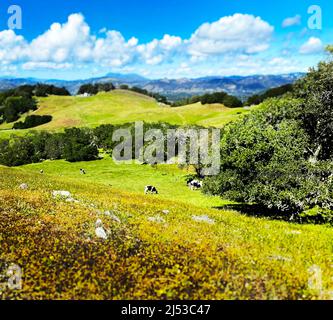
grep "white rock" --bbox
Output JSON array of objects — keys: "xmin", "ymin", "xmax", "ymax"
[
  {"xmin": 65, "ymin": 197, "xmax": 80, "ymax": 203},
  {"xmin": 52, "ymin": 190, "xmax": 72, "ymax": 199},
  {"xmin": 19, "ymin": 183, "xmax": 28, "ymax": 190},
  {"xmin": 95, "ymin": 227, "xmax": 108, "ymax": 240},
  {"xmin": 95, "ymin": 219, "xmax": 103, "ymax": 227},
  {"xmin": 148, "ymin": 216, "xmax": 166, "ymax": 224},
  {"xmin": 192, "ymin": 215, "xmax": 215, "ymax": 224}
]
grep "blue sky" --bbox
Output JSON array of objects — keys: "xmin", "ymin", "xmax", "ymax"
[{"xmin": 0, "ymin": 0, "xmax": 331, "ymax": 79}]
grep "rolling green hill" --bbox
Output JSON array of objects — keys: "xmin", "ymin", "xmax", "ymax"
[{"xmin": 0, "ymin": 90, "xmax": 254, "ymax": 138}]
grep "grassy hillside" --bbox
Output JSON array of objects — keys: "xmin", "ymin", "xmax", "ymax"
[
  {"xmin": 0, "ymin": 90, "xmax": 253, "ymax": 138},
  {"xmin": 20, "ymin": 157, "xmax": 230, "ymax": 209},
  {"xmin": 1, "ymin": 165, "xmax": 333, "ymax": 299}
]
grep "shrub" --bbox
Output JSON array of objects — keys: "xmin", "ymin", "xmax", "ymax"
[{"xmin": 13, "ymin": 115, "xmax": 52, "ymax": 129}]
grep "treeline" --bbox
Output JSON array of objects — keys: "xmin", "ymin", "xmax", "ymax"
[
  {"xmin": 0, "ymin": 85, "xmax": 37, "ymax": 124},
  {"xmin": 172, "ymin": 84, "xmax": 294, "ymax": 108},
  {"xmin": 119, "ymin": 85, "xmax": 170, "ymax": 105},
  {"xmin": 34, "ymin": 84, "xmax": 70, "ymax": 97},
  {"xmin": 202, "ymin": 49, "xmax": 333, "ymax": 224},
  {"xmin": 245, "ymin": 84, "xmax": 294, "ymax": 106},
  {"xmin": 0, "ymin": 122, "xmax": 195, "ymax": 166},
  {"xmin": 0, "ymin": 128, "xmax": 98, "ymax": 166},
  {"xmin": 77, "ymin": 82, "xmax": 115, "ymax": 95},
  {"xmin": 0, "ymin": 84, "xmax": 70, "ymax": 124},
  {"xmin": 172, "ymin": 91, "xmax": 243, "ymax": 108}
]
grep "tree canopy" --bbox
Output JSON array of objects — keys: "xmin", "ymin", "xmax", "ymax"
[
  {"xmin": 77, "ymin": 82, "xmax": 115, "ymax": 95},
  {"xmin": 173, "ymin": 91, "xmax": 243, "ymax": 108},
  {"xmin": 203, "ymin": 49, "xmax": 333, "ymax": 223}
]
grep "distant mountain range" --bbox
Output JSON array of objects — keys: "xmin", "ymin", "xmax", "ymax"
[{"xmin": 0, "ymin": 72, "xmax": 305, "ymax": 101}]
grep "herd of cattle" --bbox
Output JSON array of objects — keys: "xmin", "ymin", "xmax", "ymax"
[{"xmin": 40, "ymin": 168, "xmax": 203, "ymax": 195}]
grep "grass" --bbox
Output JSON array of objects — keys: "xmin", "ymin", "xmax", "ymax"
[
  {"xmin": 0, "ymin": 90, "xmax": 254, "ymax": 138},
  {"xmin": 1, "ymin": 165, "xmax": 333, "ymax": 299},
  {"xmin": 20, "ymin": 156, "xmax": 231, "ymax": 209}
]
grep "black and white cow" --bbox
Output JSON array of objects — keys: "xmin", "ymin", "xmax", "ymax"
[
  {"xmin": 145, "ymin": 185, "xmax": 158, "ymax": 194},
  {"xmin": 80, "ymin": 169, "xmax": 86, "ymax": 175},
  {"xmin": 187, "ymin": 179, "xmax": 203, "ymax": 190}
]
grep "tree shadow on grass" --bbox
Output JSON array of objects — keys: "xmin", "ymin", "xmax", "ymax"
[{"xmin": 213, "ymin": 203, "xmax": 290, "ymax": 221}]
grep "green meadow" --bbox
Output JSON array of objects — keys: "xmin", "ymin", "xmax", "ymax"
[
  {"xmin": 0, "ymin": 90, "xmax": 253, "ymax": 139},
  {"xmin": 1, "ymin": 164, "xmax": 333, "ymax": 299},
  {"xmin": 20, "ymin": 157, "xmax": 231, "ymax": 209}
]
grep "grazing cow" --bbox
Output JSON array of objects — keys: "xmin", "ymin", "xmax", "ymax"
[
  {"xmin": 188, "ymin": 179, "xmax": 203, "ymax": 190},
  {"xmin": 40, "ymin": 170, "xmax": 44, "ymax": 174},
  {"xmin": 80, "ymin": 169, "xmax": 86, "ymax": 175},
  {"xmin": 145, "ymin": 185, "xmax": 158, "ymax": 195}
]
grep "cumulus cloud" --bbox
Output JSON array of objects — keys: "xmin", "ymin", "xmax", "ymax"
[
  {"xmin": 0, "ymin": 29, "xmax": 27, "ymax": 62},
  {"xmin": 137, "ymin": 34, "xmax": 183, "ymax": 65},
  {"xmin": 92, "ymin": 30, "xmax": 139, "ymax": 67},
  {"xmin": 299, "ymin": 37, "xmax": 323, "ymax": 54},
  {"xmin": 28, "ymin": 14, "xmax": 92, "ymax": 63},
  {"xmin": 282, "ymin": 15, "xmax": 301, "ymax": 28},
  {"xmin": 188, "ymin": 14, "xmax": 274, "ymax": 57},
  {"xmin": 0, "ymin": 12, "xmax": 321, "ymax": 76},
  {"xmin": 0, "ymin": 13, "xmax": 274, "ymax": 70},
  {"xmin": 0, "ymin": 13, "xmax": 183, "ymax": 69}
]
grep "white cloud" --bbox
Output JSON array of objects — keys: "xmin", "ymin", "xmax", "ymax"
[
  {"xmin": 0, "ymin": 30, "xmax": 27, "ymax": 62},
  {"xmin": 22, "ymin": 62, "xmax": 73, "ymax": 70},
  {"xmin": 7, "ymin": 13, "xmax": 183, "ymax": 68},
  {"xmin": 282, "ymin": 15, "xmax": 301, "ymax": 28},
  {"xmin": 188, "ymin": 14, "xmax": 274, "ymax": 57},
  {"xmin": 269, "ymin": 57, "xmax": 290, "ymax": 66},
  {"xmin": 137, "ymin": 35, "xmax": 183, "ymax": 65},
  {"xmin": 0, "ymin": 12, "xmax": 322, "ymax": 77},
  {"xmin": 28, "ymin": 13, "xmax": 93, "ymax": 63},
  {"xmin": 299, "ymin": 37, "xmax": 323, "ymax": 54},
  {"xmin": 92, "ymin": 30, "xmax": 139, "ymax": 67},
  {"xmin": 0, "ymin": 62, "xmax": 18, "ymax": 74},
  {"xmin": 159, "ymin": 34, "xmax": 182, "ymax": 50}
]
